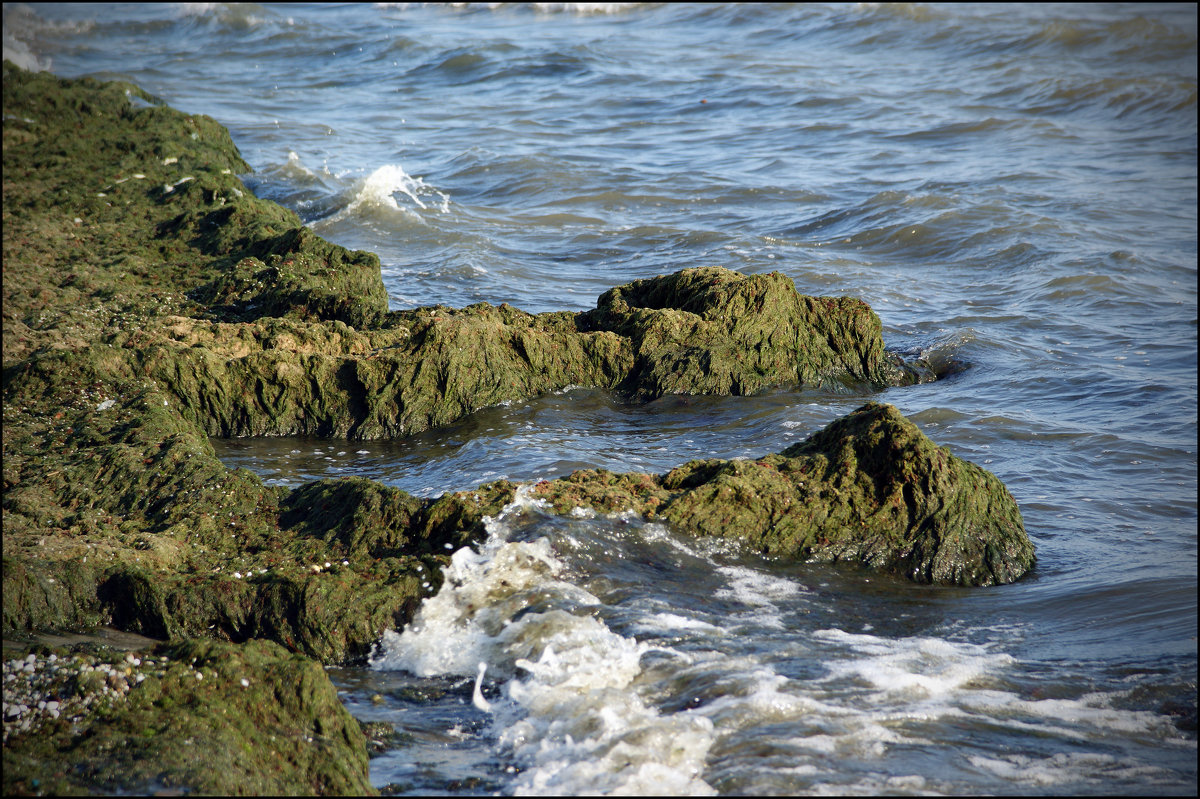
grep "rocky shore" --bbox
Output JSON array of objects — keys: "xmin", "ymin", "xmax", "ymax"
[{"xmin": 2, "ymin": 62, "xmax": 1034, "ymax": 795}]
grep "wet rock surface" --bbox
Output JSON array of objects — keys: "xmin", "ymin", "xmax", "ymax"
[
  {"xmin": 534, "ymin": 402, "xmax": 1034, "ymax": 587},
  {"xmin": 2, "ymin": 638, "xmax": 373, "ymax": 795},
  {"xmin": 2, "ymin": 62, "xmax": 1032, "ymax": 794}
]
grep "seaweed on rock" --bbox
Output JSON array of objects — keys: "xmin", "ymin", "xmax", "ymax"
[
  {"xmin": 3, "ymin": 639, "xmax": 374, "ymax": 795},
  {"xmin": 2, "ymin": 61, "xmax": 1033, "ymax": 795}
]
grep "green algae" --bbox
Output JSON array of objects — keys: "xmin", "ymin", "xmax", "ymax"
[
  {"xmin": 1, "ymin": 60, "xmax": 386, "ymax": 359},
  {"xmin": 533, "ymin": 402, "xmax": 1035, "ymax": 587},
  {"xmin": 581, "ymin": 266, "xmax": 930, "ymax": 398},
  {"xmin": 2, "ymin": 378, "xmax": 514, "ymax": 663},
  {"xmin": 2, "ymin": 62, "xmax": 1032, "ymax": 794},
  {"xmin": 3, "ymin": 639, "xmax": 374, "ymax": 796}
]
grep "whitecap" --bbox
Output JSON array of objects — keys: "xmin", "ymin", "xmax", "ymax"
[
  {"xmin": 314, "ymin": 163, "xmax": 451, "ymax": 229},
  {"xmin": 371, "ymin": 485, "xmax": 718, "ymax": 795}
]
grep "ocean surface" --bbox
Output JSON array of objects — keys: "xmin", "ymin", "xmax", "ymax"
[{"xmin": 6, "ymin": 2, "xmax": 1196, "ymax": 794}]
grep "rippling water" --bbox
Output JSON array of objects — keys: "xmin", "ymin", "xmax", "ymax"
[{"xmin": 7, "ymin": 2, "xmax": 1196, "ymax": 794}]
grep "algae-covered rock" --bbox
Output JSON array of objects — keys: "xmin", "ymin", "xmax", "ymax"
[
  {"xmin": 2, "ymin": 638, "xmax": 375, "ymax": 795},
  {"xmin": 2, "ymin": 61, "xmax": 1029, "ymax": 796},
  {"xmin": 100, "ymin": 267, "xmax": 931, "ymax": 440},
  {"xmin": 534, "ymin": 403, "xmax": 1035, "ymax": 586},
  {"xmin": 73, "ymin": 264, "xmax": 932, "ymax": 443},
  {"xmin": 1, "ymin": 381, "xmax": 513, "ymax": 663},
  {"xmin": 582, "ymin": 266, "xmax": 930, "ymax": 398},
  {"xmin": 123, "ymin": 303, "xmax": 632, "ymax": 439},
  {"xmin": 1, "ymin": 59, "xmax": 387, "ymax": 352}
]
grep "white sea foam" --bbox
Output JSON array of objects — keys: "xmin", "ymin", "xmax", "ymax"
[
  {"xmin": 813, "ymin": 627, "xmax": 1189, "ymax": 745},
  {"xmin": 814, "ymin": 627, "xmax": 1012, "ymax": 701},
  {"xmin": 371, "ymin": 486, "xmax": 718, "ymax": 795},
  {"xmin": 717, "ymin": 564, "xmax": 807, "ymax": 606},
  {"xmin": 351, "ymin": 164, "xmax": 446, "ymax": 213},
  {"xmin": 690, "ymin": 663, "xmax": 817, "ymax": 730},
  {"xmin": 712, "ymin": 563, "xmax": 806, "ymax": 631},
  {"xmin": 629, "ymin": 612, "xmax": 726, "ymax": 637},
  {"xmin": 313, "ymin": 162, "xmax": 450, "ymax": 230},
  {"xmin": 795, "ymin": 625, "xmax": 1195, "ymax": 788},
  {"xmin": 967, "ymin": 750, "xmax": 1190, "ymax": 788},
  {"xmin": 282, "ymin": 150, "xmax": 319, "ymax": 179},
  {"xmin": 2, "ymin": 4, "xmax": 94, "ymax": 72},
  {"xmin": 371, "ymin": 502, "xmax": 1190, "ymax": 795}
]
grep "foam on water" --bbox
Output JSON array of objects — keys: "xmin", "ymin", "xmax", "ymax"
[
  {"xmin": 311, "ymin": 162, "xmax": 451, "ymax": 230},
  {"xmin": 815, "ymin": 628, "xmax": 1014, "ymax": 701},
  {"xmin": 371, "ymin": 490, "xmax": 1196, "ymax": 793},
  {"xmin": 371, "ymin": 487, "xmax": 717, "ymax": 795},
  {"xmin": 281, "ymin": 151, "xmax": 320, "ymax": 180},
  {"xmin": 967, "ymin": 750, "xmax": 1189, "ymax": 790}
]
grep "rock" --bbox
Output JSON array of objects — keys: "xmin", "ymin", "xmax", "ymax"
[
  {"xmin": 1, "ymin": 60, "xmax": 1031, "ymax": 795},
  {"xmin": 2, "ymin": 639, "xmax": 374, "ymax": 795},
  {"xmin": 533, "ymin": 402, "xmax": 1034, "ymax": 586},
  {"xmin": 581, "ymin": 266, "xmax": 931, "ymax": 398}
]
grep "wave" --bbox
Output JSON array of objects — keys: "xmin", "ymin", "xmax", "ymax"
[
  {"xmin": 770, "ymin": 187, "xmax": 1065, "ymax": 264},
  {"xmin": 300, "ymin": 160, "xmax": 450, "ymax": 231},
  {"xmin": 1, "ymin": 4, "xmax": 95, "ymax": 72},
  {"xmin": 367, "ymin": 487, "xmax": 1194, "ymax": 794},
  {"xmin": 370, "ymin": 487, "xmax": 717, "ymax": 795}
]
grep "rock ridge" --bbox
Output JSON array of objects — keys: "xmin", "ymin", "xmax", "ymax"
[{"xmin": 2, "ymin": 62, "xmax": 1033, "ymax": 795}]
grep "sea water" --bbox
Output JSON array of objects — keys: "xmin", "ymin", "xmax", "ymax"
[{"xmin": 6, "ymin": 2, "xmax": 1195, "ymax": 794}]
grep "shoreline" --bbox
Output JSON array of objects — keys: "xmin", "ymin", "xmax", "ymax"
[{"xmin": 2, "ymin": 62, "xmax": 1034, "ymax": 794}]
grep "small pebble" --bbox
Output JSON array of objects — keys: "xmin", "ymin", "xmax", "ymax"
[{"xmin": 3, "ymin": 651, "xmax": 151, "ymax": 744}]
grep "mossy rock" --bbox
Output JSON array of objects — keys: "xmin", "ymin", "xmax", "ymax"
[
  {"xmin": 534, "ymin": 402, "xmax": 1035, "ymax": 587},
  {"xmin": 583, "ymin": 266, "xmax": 931, "ymax": 397},
  {"xmin": 2, "ymin": 62, "xmax": 1033, "ymax": 796},
  {"xmin": 2, "ymin": 638, "xmax": 375, "ymax": 796}
]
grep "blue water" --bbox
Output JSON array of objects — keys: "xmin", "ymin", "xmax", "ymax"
[{"xmin": 6, "ymin": 2, "xmax": 1196, "ymax": 794}]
